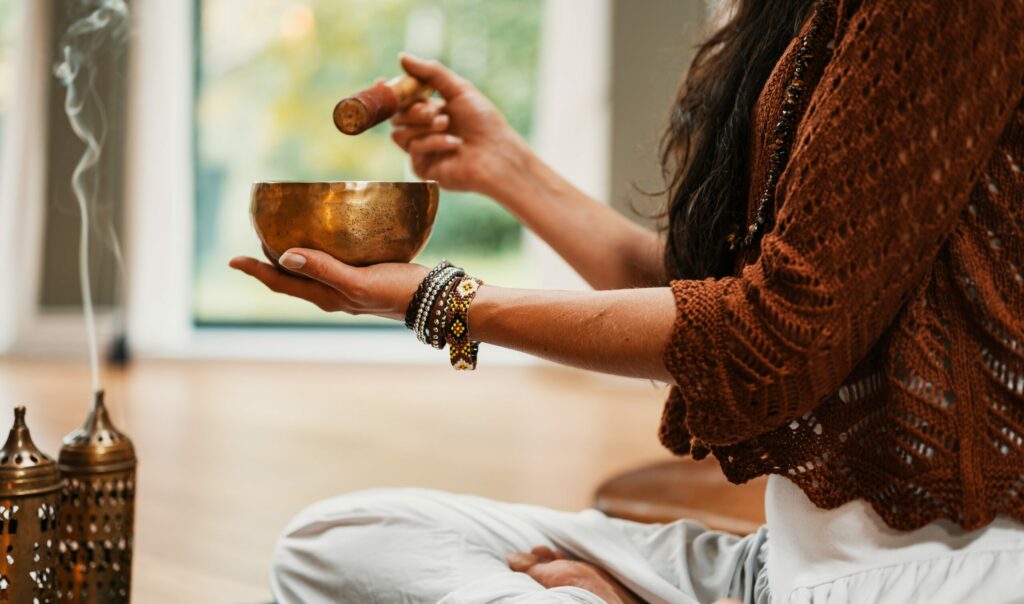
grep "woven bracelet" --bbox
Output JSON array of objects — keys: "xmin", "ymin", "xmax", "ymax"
[{"xmin": 445, "ymin": 275, "xmax": 484, "ymax": 371}]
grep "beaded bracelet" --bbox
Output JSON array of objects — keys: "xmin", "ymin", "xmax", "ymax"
[
  {"xmin": 415, "ymin": 266, "xmax": 464, "ymax": 343},
  {"xmin": 414, "ymin": 266, "xmax": 463, "ymax": 344},
  {"xmin": 405, "ymin": 260, "xmax": 452, "ymax": 330},
  {"xmin": 445, "ymin": 275, "xmax": 484, "ymax": 370},
  {"xmin": 415, "ymin": 267, "xmax": 464, "ymax": 345},
  {"xmin": 423, "ymin": 272, "xmax": 463, "ymax": 349}
]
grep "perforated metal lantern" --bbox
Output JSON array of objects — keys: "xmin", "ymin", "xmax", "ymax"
[
  {"xmin": 57, "ymin": 391, "xmax": 136, "ymax": 603},
  {"xmin": 0, "ymin": 406, "xmax": 62, "ymax": 603}
]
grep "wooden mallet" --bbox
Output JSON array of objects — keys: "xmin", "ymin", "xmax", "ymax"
[{"xmin": 333, "ymin": 75, "xmax": 434, "ymax": 135}]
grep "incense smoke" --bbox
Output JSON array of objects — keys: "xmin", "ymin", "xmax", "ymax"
[{"xmin": 53, "ymin": 0, "xmax": 129, "ymax": 394}]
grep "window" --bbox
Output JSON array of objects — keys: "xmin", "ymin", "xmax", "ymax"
[{"xmin": 194, "ymin": 0, "xmax": 543, "ymax": 326}]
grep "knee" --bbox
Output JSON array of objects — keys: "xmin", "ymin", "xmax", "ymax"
[
  {"xmin": 270, "ymin": 489, "xmax": 450, "ymax": 603},
  {"xmin": 277, "ymin": 487, "xmax": 443, "ymax": 540}
]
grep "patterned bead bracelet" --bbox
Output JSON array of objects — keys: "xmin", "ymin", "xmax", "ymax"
[
  {"xmin": 445, "ymin": 275, "xmax": 483, "ymax": 370},
  {"xmin": 405, "ymin": 260, "xmax": 483, "ymax": 370}
]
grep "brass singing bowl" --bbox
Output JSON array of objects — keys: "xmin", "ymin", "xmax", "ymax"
[{"xmin": 251, "ymin": 181, "xmax": 439, "ymax": 267}]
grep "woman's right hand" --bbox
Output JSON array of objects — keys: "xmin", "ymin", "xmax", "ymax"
[{"xmin": 391, "ymin": 53, "xmax": 531, "ymax": 200}]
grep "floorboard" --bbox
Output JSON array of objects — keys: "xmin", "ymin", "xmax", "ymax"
[{"xmin": 0, "ymin": 359, "xmax": 674, "ymax": 602}]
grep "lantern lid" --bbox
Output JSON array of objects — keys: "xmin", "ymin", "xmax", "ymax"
[
  {"xmin": 59, "ymin": 390, "xmax": 136, "ymax": 473},
  {"xmin": 0, "ymin": 406, "xmax": 61, "ymax": 496}
]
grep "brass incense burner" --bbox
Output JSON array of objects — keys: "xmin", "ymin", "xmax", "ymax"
[
  {"xmin": 57, "ymin": 391, "xmax": 136, "ymax": 603},
  {"xmin": 251, "ymin": 181, "xmax": 440, "ymax": 267},
  {"xmin": 0, "ymin": 407, "xmax": 61, "ymax": 603}
]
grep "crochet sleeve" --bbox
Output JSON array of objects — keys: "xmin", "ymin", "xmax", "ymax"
[{"xmin": 664, "ymin": 0, "xmax": 1024, "ymax": 446}]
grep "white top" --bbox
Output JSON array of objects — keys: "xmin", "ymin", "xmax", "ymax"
[{"xmin": 765, "ymin": 475, "xmax": 1024, "ymax": 602}]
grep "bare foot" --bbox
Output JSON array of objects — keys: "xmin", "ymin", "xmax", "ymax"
[{"xmin": 507, "ymin": 546, "xmax": 643, "ymax": 604}]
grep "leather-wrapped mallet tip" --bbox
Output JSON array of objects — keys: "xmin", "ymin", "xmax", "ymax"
[{"xmin": 333, "ymin": 97, "xmax": 372, "ymax": 135}]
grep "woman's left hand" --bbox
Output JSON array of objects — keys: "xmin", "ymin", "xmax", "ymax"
[{"xmin": 229, "ymin": 249, "xmax": 428, "ymax": 322}]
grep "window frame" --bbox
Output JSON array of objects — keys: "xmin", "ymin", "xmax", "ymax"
[{"xmin": 3, "ymin": 0, "xmax": 613, "ymax": 364}]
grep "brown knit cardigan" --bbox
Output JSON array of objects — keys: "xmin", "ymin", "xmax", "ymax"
[{"xmin": 659, "ymin": 0, "xmax": 1024, "ymax": 531}]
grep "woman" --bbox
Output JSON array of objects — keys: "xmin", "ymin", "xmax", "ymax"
[{"xmin": 231, "ymin": 0, "xmax": 1024, "ymax": 602}]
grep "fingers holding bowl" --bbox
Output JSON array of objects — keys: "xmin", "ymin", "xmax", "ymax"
[
  {"xmin": 229, "ymin": 256, "xmax": 351, "ymax": 312},
  {"xmin": 276, "ymin": 248, "xmax": 360, "ymax": 292}
]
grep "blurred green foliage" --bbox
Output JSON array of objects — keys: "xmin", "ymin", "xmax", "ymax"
[{"xmin": 194, "ymin": 0, "xmax": 542, "ymax": 323}]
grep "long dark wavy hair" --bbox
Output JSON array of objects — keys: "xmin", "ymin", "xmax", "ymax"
[{"xmin": 662, "ymin": 0, "xmax": 816, "ymax": 280}]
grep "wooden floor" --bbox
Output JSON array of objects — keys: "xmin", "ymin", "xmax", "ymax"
[{"xmin": 0, "ymin": 359, "xmax": 676, "ymax": 602}]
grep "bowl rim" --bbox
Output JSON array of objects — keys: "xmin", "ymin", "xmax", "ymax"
[{"xmin": 252, "ymin": 180, "xmax": 438, "ymax": 186}]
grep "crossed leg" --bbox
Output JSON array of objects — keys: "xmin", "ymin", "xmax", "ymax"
[{"xmin": 271, "ymin": 488, "xmax": 768, "ymax": 604}]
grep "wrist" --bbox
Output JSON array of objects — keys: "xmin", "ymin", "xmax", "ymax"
[
  {"xmin": 477, "ymin": 131, "xmax": 537, "ymax": 206},
  {"xmin": 465, "ymin": 284, "xmax": 496, "ymax": 342},
  {"xmin": 493, "ymin": 149, "xmax": 573, "ymax": 221},
  {"xmin": 403, "ymin": 262, "xmax": 460, "ymax": 341}
]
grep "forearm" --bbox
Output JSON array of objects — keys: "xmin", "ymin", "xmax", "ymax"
[
  {"xmin": 486, "ymin": 147, "xmax": 665, "ymax": 290},
  {"xmin": 232, "ymin": 245, "xmax": 678, "ymax": 380},
  {"xmin": 468, "ymin": 284, "xmax": 676, "ymax": 381}
]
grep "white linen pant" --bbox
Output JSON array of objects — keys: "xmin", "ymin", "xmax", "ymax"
[
  {"xmin": 271, "ymin": 488, "xmax": 769, "ymax": 604},
  {"xmin": 272, "ymin": 488, "xmax": 1024, "ymax": 603}
]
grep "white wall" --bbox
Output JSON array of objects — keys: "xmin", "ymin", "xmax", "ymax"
[
  {"xmin": 608, "ymin": 0, "xmax": 706, "ymax": 228},
  {"xmin": 527, "ymin": 0, "xmax": 613, "ymax": 292}
]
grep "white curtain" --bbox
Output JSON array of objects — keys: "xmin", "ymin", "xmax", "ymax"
[
  {"xmin": 527, "ymin": 0, "xmax": 612, "ymax": 292},
  {"xmin": 0, "ymin": 0, "xmax": 52, "ymax": 353}
]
